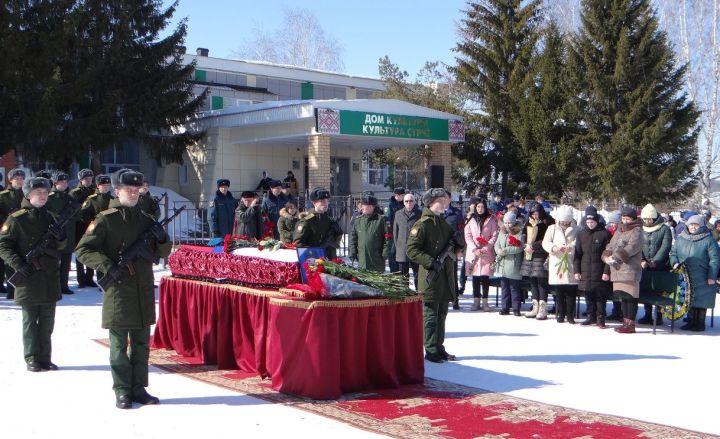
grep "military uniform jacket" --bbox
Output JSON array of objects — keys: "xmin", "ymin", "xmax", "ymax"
[
  {"xmin": 47, "ymin": 188, "xmax": 80, "ymax": 253},
  {"xmin": 69, "ymin": 185, "xmax": 96, "ymax": 214},
  {"xmin": 138, "ymin": 192, "xmax": 161, "ymax": 220},
  {"xmin": 293, "ymin": 208, "xmax": 340, "ymax": 260},
  {"xmin": 349, "ymin": 213, "xmax": 391, "ymax": 272},
  {"xmin": 0, "ymin": 187, "xmax": 24, "ymax": 223},
  {"xmin": 80, "ymin": 192, "xmax": 114, "ymax": 223},
  {"xmin": 0, "ymin": 199, "xmax": 66, "ymax": 305},
  {"xmin": 406, "ymin": 208, "xmax": 461, "ymax": 302},
  {"xmin": 75, "ymin": 199, "xmax": 172, "ymax": 329}
]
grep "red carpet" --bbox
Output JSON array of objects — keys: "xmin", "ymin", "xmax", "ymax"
[{"xmin": 96, "ymin": 340, "xmax": 715, "ymax": 438}]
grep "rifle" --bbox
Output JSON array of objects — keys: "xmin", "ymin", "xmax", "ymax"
[
  {"xmin": 97, "ymin": 206, "xmax": 186, "ymax": 292},
  {"xmin": 8, "ymin": 200, "xmax": 81, "ymax": 288},
  {"xmin": 426, "ymin": 230, "xmax": 464, "ymax": 285}
]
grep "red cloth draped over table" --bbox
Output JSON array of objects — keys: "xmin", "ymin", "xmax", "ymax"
[
  {"xmin": 168, "ymin": 245, "xmax": 301, "ymax": 288},
  {"xmin": 152, "ymin": 276, "xmax": 285, "ymax": 375},
  {"xmin": 152, "ymin": 276, "xmax": 425, "ymax": 400},
  {"xmin": 267, "ymin": 295, "xmax": 425, "ymax": 400}
]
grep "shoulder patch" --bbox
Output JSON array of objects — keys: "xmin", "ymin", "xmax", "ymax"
[
  {"xmin": 85, "ymin": 221, "xmax": 96, "ymax": 235},
  {"xmin": 10, "ymin": 209, "xmax": 27, "ymax": 218},
  {"xmin": 98, "ymin": 207, "xmax": 119, "ymax": 216},
  {"xmin": 410, "ymin": 228, "xmax": 418, "ymax": 236},
  {"xmin": 0, "ymin": 223, "xmax": 8, "ymax": 234},
  {"xmin": 304, "ymin": 213, "xmax": 315, "ymax": 220},
  {"xmin": 296, "ymin": 224, "xmax": 304, "ymax": 232}
]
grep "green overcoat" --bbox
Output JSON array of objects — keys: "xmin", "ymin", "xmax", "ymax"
[
  {"xmin": 0, "ymin": 187, "xmax": 24, "ymax": 222},
  {"xmin": 0, "ymin": 199, "xmax": 66, "ymax": 305},
  {"xmin": 293, "ymin": 209, "xmax": 341, "ymax": 260},
  {"xmin": 349, "ymin": 212, "xmax": 391, "ymax": 272},
  {"xmin": 138, "ymin": 192, "xmax": 161, "ymax": 220},
  {"xmin": 46, "ymin": 188, "xmax": 80, "ymax": 253},
  {"xmin": 75, "ymin": 199, "xmax": 172, "ymax": 329},
  {"xmin": 406, "ymin": 208, "xmax": 461, "ymax": 302},
  {"xmin": 80, "ymin": 192, "xmax": 114, "ymax": 223}
]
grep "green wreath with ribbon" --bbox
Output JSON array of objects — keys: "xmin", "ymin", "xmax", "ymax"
[{"xmin": 660, "ymin": 263, "xmax": 692, "ymax": 321}]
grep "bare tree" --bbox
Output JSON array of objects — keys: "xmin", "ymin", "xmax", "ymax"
[
  {"xmin": 658, "ymin": 0, "xmax": 720, "ymax": 209},
  {"xmin": 233, "ymin": 7, "xmax": 344, "ymax": 72},
  {"xmin": 543, "ymin": 0, "xmax": 581, "ymax": 34}
]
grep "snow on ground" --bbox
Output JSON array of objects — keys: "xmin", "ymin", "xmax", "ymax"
[{"xmin": 1, "ymin": 263, "xmax": 719, "ymax": 438}]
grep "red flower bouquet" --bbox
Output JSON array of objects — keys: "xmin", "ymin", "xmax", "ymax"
[
  {"xmin": 507, "ymin": 235, "xmax": 522, "ymax": 247},
  {"xmin": 476, "ymin": 236, "xmax": 489, "ymax": 246},
  {"xmin": 384, "ymin": 232, "xmax": 393, "ymax": 239}
]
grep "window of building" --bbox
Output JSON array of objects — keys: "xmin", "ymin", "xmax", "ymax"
[
  {"xmin": 301, "ymin": 82, "xmax": 314, "ymax": 99},
  {"xmin": 179, "ymin": 162, "xmax": 189, "ymax": 186},
  {"xmin": 195, "ymin": 69, "xmax": 207, "ymax": 81},
  {"xmin": 100, "ymin": 141, "xmax": 140, "ymax": 174},
  {"xmin": 211, "ymin": 96, "xmax": 224, "ymax": 110}
]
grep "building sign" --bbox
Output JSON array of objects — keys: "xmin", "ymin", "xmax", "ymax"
[{"xmin": 316, "ymin": 108, "xmax": 464, "ymax": 142}]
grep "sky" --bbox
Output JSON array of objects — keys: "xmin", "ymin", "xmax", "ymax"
[{"xmin": 163, "ymin": 0, "xmax": 469, "ymax": 78}]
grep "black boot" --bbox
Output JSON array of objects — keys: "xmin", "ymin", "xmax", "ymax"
[
  {"xmin": 691, "ymin": 308, "xmax": 707, "ymax": 332},
  {"xmin": 680, "ymin": 308, "xmax": 696, "ymax": 330},
  {"xmin": 565, "ymin": 295, "xmax": 576, "ymax": 324},
  {"xmin": 581, "ymin": 314, "xmax": 596, "ymax": 326}
]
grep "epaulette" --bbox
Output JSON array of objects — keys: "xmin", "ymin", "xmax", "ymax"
[
  {"xmin": 417, "ymin": 215, "xmax": 433, "ymax": 223},
  {"xmin": 10, "ymin": 209, "xmax": 28, "ymax": 218},
  {"xmin": 0, "ymin": 189, "xmax": 9, "ymax": 195},
  {"xmin": 87, "ymin": 194, "xmax": 98, "ymax": 200},
  {"xmin": 98, "ymin": 207, "xmax": 119, "ymax": 216},
  {"xmin": 299, "ymin": 212, "xmax": 314, "ymax": 221}
]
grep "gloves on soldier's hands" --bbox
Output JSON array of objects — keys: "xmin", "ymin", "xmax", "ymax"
[
  {"xmin": 150, "ymin": 223, "xmax": 168, "ymax": 243},
  {"xmin": 48, "ymin": 223, "xmax": 66, "ymax": 241}
]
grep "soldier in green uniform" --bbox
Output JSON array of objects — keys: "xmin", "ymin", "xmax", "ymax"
[
  {"xmin": 349, "ymin": 194, "xmax": 392, "ymax": 272},
  {"xmin": 406, "ymin": 188, "xmax": 464, "ymax": 363},
  {"xmin": 137, "ymin": 177, "xmax": 161, "ymax": 220},
  {"xmin": 69, "ymin": 169, "xmax": 97, "ymax": 288},
  {"xmin": 46, "ymin": 171, "xmax": 80, "ymax": 295},
  {"xmin": 0, "ymin": 177, "xmax": 67, "ymax": 372},
  {"xmin": 75, "ymin": 169, "xmax": 172, "ymax": 409},
  {"xmin": 293, "ymin": 187, "xmax": 342, "ymax": 259},
  {"xmin": 0, "ymin": 168, "xmax": 27, "ymax": 299},
  {"xmin": 77, "ymin": 174, "xmax": 113, "ymax": 287}
]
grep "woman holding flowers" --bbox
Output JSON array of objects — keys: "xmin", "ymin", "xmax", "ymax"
[
  {"xmin": 542, "ymin": 205, "xmax": 579, "ymax": 323},
  {"xmin": 494, "ymin": 211, "xmax": 525, "ymax": 315},
  {"xmin": 602, "ymin": 207, "xmax": 644, "ymax": 333},
  {"xmin": 464, "ymin": 199, "xmax": 499, "ymax": 311}
]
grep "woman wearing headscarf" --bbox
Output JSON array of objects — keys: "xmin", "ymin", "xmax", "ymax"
[
  {"xmin": 520, "ymin": 202, "xmax": 555, "ymax": 319},
  {"xmin": 669, "ymin": 214, "xmax": 720, "ymax": 332},
  {"xmin": 464, "ymin": 198, "xmax": 499, "ymax": 311},
  {"xmin": 602, "ymin": 207, "xmax": 644, "ymax": 333},
  {"xmin": 542, "ymin": 205, "xmax": 579, "ymax": 323}
]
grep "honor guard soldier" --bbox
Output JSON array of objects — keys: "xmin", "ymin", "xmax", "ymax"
[
  {"xmin": 406, "ymin": 188, "xmax": 464, "ymax": 363},
  {"xmin": 0, "ymin": 168, "xmax": 27, "ymax": 299},
  {"xmin": 77, "ymin": 174, "xmax": 113, "ymax": 287},
  {"xmin": 75, "ymin": 169, "xmax": 172, "ymax": 409},
  {"xmin": 349, "ymin": 193, "xmax": 392, "ymax": 272},
  {"xmin": 293, "ymin": 187, "xmax": 342, "ymax": 259},
  {"xmin": 137, "ymin": 177, "xmax": 161, "ymax": 220},
  {"xmin": 69, "ymin": 169, "xmax": 96, "ymax": 287},
  {"xmin": 46, "ymin": 171, "xmax": 81, "ymax": 295},
  {"xmin": 0, "ymin": 177, "xmax": 67, "ymax": 372}
]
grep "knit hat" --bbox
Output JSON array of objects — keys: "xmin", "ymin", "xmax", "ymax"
[
  {"xmin": 503, "ymin": 211, "xmax": 517, "ymax": 224},
  {"xmin": 620, "ymin": 206, "xmax": 637, "ymax": 219},
  {"xmin": 584, "ymin": 205, "xmax": 598, "ymax": 221},
  {"xmin": 682, "ymin": 210, "xmax": 698, "ymax": 222},
  {"xmin": 687, "ymin": 215, "xmax": 705, "ymax": 227},
  {"xmin": 556, "ymin": 205, "xmax": 574, "ymax": 222},
  {"xmin": 608, "ymin": 211, "xmax": 621, "ymax": 224},
  {"xmin": 640, "ymin": 204, "xmax": 658, "ymax": 220}
]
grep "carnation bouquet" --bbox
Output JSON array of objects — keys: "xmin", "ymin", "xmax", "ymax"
[{"xmin": 224, "ymin": 234, "xmax": 295, "ymax": 253}]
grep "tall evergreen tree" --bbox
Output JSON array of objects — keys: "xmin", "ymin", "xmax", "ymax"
[
  {"xmin": 454, "ymin": 0, "xmax": 543, "ymax": 195},
  {"xmin": 572, "ymin": 0, "xmax": 699, "ymax": 204},
  {"xmin": 512, "ymin": 22, "xmax": 584, "ymax": 200}
]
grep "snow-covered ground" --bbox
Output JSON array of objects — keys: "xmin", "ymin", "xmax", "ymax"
[{"xmin": 1, "ymin": 264, "xmax": 719, "ymax": 438}]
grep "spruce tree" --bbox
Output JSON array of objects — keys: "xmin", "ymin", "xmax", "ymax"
[
  {"xmin": 454, "ymin": 0, "xmax": 543, "ymax": 195},
  {"xmin": 572, "ymin": 0, "xmax": 699, "ymax": 204}
]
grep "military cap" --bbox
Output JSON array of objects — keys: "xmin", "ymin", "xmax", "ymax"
[
  {"xmin": 281, "ymin": 182, "xmax": 290, "ymax": 189},
  {"xmin": 77, "ymin": 169, "xmax": 94, "ymax": 180},
  {"xmin": 217, "ymin": 179, "xmax": 230, "ymax": 187},
  {"xmin": 393, "ymin": 187, "xmax": 406, "ymax": 195},
  {"xmin": 309, "ymin": 187, "xmax": 331, "ymax": 201},
  {"xmin": 240, "ymin": 190, "xmax": 256, "ymax": 199},
  {"xmin": 269, "ymin": 179, "xmax": 282, "ymax": 188},
  {"xmin": 36, "ymin": 169, "xmax": 53, "ymax": 180},
  {"xmin": 8, "ymin": 168, "xmax": 25, "ymax": 179},
  {"xmin": 361, "ymin": 190, "xmax": 375, "ymax": 196},
  {"xmin": 360, "ymin": 194, "xmax": 377, "ymax": 206},
  {"xmin": 52, "ymin": 171, "xmax": 70, "ymax": 182},
  {"xmin": 22, "ymin": 177, "xmax": 52, "ymax": 197},
  {"xmin": 422, "ymin": 188, "xmax": 447, "ymax": 206},
  {"xmin": 111, "ymin": 169, "xmax": 144, "ymax": 187},
  {"xmin": 95, "ymin": 174, "xmax": 111, "ymax": 185}
]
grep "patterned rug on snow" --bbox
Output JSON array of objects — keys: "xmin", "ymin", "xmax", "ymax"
[{"xmin": 94, "ymin": 340, "xmax": 715, "ymax": 439}]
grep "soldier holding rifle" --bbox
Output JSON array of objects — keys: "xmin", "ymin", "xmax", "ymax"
[
  {"xmin": 75, "ymin": 169, "xmax": 172, "ymax": 409},
  {"xmin": 406, "ymin": 188, "xmax": 464, "ymax": 363},
  {"xmin": 0, "ymin": 177, "xmax": 68, "ymax": 372}
]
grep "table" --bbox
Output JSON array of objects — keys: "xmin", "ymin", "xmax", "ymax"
[{"xmin": 152, "ymin": 276, "xmax": 424, "ymax": 399}]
